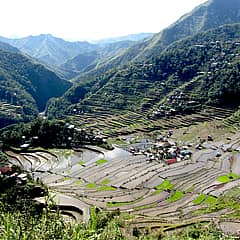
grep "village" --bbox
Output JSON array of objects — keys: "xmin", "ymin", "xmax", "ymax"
[
  {"xmin": 127, "ymin": 130, "xmax": 192, "ymax": 165},
  {"xmin": 152, "ymin": 39, "xmax": 240, "ymax": 119}
]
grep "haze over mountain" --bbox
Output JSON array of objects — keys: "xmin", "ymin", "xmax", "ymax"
[
  {"xmin": 0, "ymin": 34, "xmax": 95, "ymax": 66},
  {"xmin": 75, "ymin": 0, "xmax": 240, "ymax": 79},
  {"xmin": 93, "ymin": 33, "xmax": 154, "ymax": 44},
  {"xmin": 0, "ymin": 33, "xmax": 153, "ymax": 71}
]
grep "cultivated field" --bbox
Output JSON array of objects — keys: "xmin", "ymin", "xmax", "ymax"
[{"xmin": 5, "ymin": 130, "xmax": 240, "ymax": 235}]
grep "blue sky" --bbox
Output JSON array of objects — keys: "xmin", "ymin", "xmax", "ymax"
[{"xmin": 0, "ymin": 0, "xmax": 207, "ymax": 41}]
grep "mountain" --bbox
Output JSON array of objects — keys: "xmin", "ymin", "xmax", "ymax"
[
  {"xmin": 93, "ymin": 33, "xmax": 154, "ymax": 44},
  {"xmin": 0, "ymin": 34, "xmax": 96, "ymax": 66},
  {"xmin": 0, "ymin": 45, "xmax": 72, "ymax": 126},
  {"xmin": 46, "ymin": 24, "xmax": 240, "ymax": 120},
  {"xmin": 0, "ymin": 41, "xmax": 20, "ymax": 53},
  {"xmin": 61, "ymin": 40, "xmax": 135, "ymax": 74},
  {"xmin": 76, "ymin": 0, "xmax": 240, "ymax": 79},
  {"xmin": 0, "ymin": 34, "xmax": 139, "ymax": 78}
]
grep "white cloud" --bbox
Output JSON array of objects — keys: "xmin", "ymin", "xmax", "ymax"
[{"xmin": 0, "ymin": 0, "xmax": 207, "ymax": 40}]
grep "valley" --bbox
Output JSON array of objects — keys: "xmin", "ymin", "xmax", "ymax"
[{"xmin": 0, "ymin": 0, "xmax": 240, "ymax": 238}]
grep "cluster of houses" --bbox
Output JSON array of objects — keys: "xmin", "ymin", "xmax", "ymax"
[
  {"xmin": 128, "ymin": 130, "xmax": 192, "ymax": 165},
  {"xmin": 152, "ymin": 91, "xmax": 200, "ymax": 119},
  {"xmin": 152, "ymin": 39, "xmax": 240, "ymax": 119}
]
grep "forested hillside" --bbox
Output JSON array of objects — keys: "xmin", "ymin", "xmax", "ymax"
[
  {"xmin": 75, "ymin": 0, "xmax": 240, "ymax": 79},
  {"xmin": 0, "ymin": 47, "xmax": 71, "ymax": 127},
  {"xmin": 46, "ymin": 24, "xmax": 240, "ymax": 119}
]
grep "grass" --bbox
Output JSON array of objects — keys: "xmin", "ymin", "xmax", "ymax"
[
  {"xmin": 86, "ymin": 183, "xmax": 97, "ymax": 189},
  {"xmin": 156, "ymin": 180, "xmax": 174, "ymax": 190},
  {"xmin": 193, "ymin": 194, "xmax": 206, "ymax": 205},
  {"xmin": 217, "ymin": 173, "xmax": 239, "ymax": 183},
  {"xmin": 107, "ymin": 197, "xmax": 143, "ymax": 208},
  {"xmin": 204, "ymin": 196, "xmax": 217, "ymax": 205},
  {"xmin": 134, "ymin": 203, "xmax": 158, "ymax": 211},
  {"xmin": 98, "ymin": 186, "xmax": 116, "ymax": 191},
  {"xmin": 154, "ymin": 180, "xmax": 174, "ymax": 195},
  {"xmin": 78, "ymin": 160, "xmax": 85, "ymax": 165},
  {"xmin": 107, "ymin": 138, "xmax": 125, "ymax": 146},
  {"xmin": 168, "ymin": 191, "xmax": 184, "ymax": 203},
  {"xmin": 101, "ymin": 179, "xmax": 111, "ymax": 185},
  {"xmin": 96, "ymin": 159, "xmax": 108, "ymax": 165},
  {"xmin": 217, "ymin": 175, "xmax": 231, "ymax": 183}
]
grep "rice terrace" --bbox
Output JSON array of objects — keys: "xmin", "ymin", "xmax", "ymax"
[
  {"xmin": 1, "ymin": 0, "xmax": 240, "ymax": 238},
  {"xmin": 3, "ymin": 116, "xmax": 240, "ymax": 238}
]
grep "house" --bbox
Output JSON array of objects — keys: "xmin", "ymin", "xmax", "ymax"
[
  {"xmin": 20, "ymin": 143, "xmax": 30, "ymax": 149},
  {"xmin": 0, "ymin": 166, "xmax": 12, "ymax": 175},
  {"xmin": 17, "ymin": 173, "xmax": 28, "ymax": 182},
  {"xmin": 166, "ymin": 158, "xmax": 177, "ymax": 165}
]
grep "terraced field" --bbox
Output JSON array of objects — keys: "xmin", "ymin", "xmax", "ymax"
[
  {"xmin": 66, "ymin": 106, "xmax": 234, "ymax": 137},
  {"xmin": 5, "ymin": 132, "xmax": 240, "ymax": 234},
  {"xmin": 0, "ymin": 102, "xmax": 23, "ymax": 119}
]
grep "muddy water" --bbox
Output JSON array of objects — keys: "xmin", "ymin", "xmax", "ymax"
[
  {"xmin": 232, "ymin": 153, "xmax": 240, "ymax": 174},
  {"xmin": 104, "ymin": 147, "xmax": 131, "ymax": 160}
]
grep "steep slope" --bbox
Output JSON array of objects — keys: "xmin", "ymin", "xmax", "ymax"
[
  {"xmin": 77, "ymin": 0, "xmax": 240, "ymax": 79},
  {"xmin": 0, "ymin": 34, "xmax": 146, "ymax": 74},
  {"xmin": 0, "ymin": 47, "xmax": 72, "ymax": 127},
  {"xmin": 0, "ymin": 41, "xmax": 20, "ymax": 53},
  {"xmin": 46, "ymin": 24, "xmax": 240, "ymax": 120},
  {"xmin": 0, "ymin": 34, "xmax": 96, "ymax": 66}
]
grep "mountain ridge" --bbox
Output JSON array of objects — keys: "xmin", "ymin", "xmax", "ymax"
[
  {"xmin": 0, "ymin": 46, "xmax": 72, "ymax": 126},
  {"xmin": 46, "ymin": 23, "xmax": 240, "ymax": 120},
  {"xmin": 74, "ymin": 0, "xmax": 240, "ymax": 80}
]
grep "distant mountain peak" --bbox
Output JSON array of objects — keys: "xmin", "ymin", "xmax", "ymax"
[{"xmin": 82, "ymin": 0, "xmax": 240, "ymax": 75}]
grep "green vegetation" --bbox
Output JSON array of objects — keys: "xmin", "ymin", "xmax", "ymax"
[
  {"xmin": 217, "ymin": 173, "xmax": 239, "ymax": 183},
  {"xmin": 101, "ymin": 179, "xmax": 111, "ymax": 185},
  {"xmin": 107, "ymin": 197, "xmax": 143, "ymax": 208},
  {"xmin": 0, "ymin": 175, "xmax": 124, "ymax": 240},
  {"xmin": 0, "ymin": 151, "xmax": 8, "ymax": 165},
  {"xmin": 193, "ymin": 194, "xmax": 207, "ymax": 205},
  {"xmin": 96, "ymin": 159, "xmax": 108, "ymax": 165},
  {"xmin": 168, "ymin": 191, "xmax": 184, "ymax": 203},
  {"xmin": 78, "ymin": 160, "xmax": 85, "ymax": 165},
  {"xmin": 204, "ymin": 196, "xmax": 217, "ymax": 205},
  {"xmin": 66, "ymin": 0, "xmax": 240, "ymax": 87},
  {"xmin": 63, "ymin": 177, "xmax": 71, "ymax": 181},
  {"xmin": 154, "ymin": 180, "xmax": 174, "ymax": 195},
  {"xmin": 134, "ymin": 203, "xmax": 158, "ymax": 211},
  {"xmin": 0, "ymin": 171, "xmax": 235, "ymax": 239},
  {"xmin": 86, "ymin": 183, "xmax": 97, "ymax": 189},
  {"xmin": 194, "ymin": 188, "xmax": 240, "ymax": 218},
  {"xmin": 98, "ymin": 179, "xmax": 116, "ymax": 191},
  {"xmin": 217, "ymin": 175, "xmax": 231, "ymax": 183},
  {"xmin": 98, "ymin": 186, "xmax": 116, "ymax": 191},
  {"xmin": 0, "ymin": 118, "xmax": 106, "ymax": 149},
  {"xmin": 0, "ymin": 47, "xmax": 71, "ymax": 127},
  {"xmin": 48, "ymin": 24, "xmax": 240, "ymax": 130}
]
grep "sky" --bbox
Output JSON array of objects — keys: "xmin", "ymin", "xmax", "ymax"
[{"xmin": 0, "ymin": 0, "xmax": 207, "ymax": 41}]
